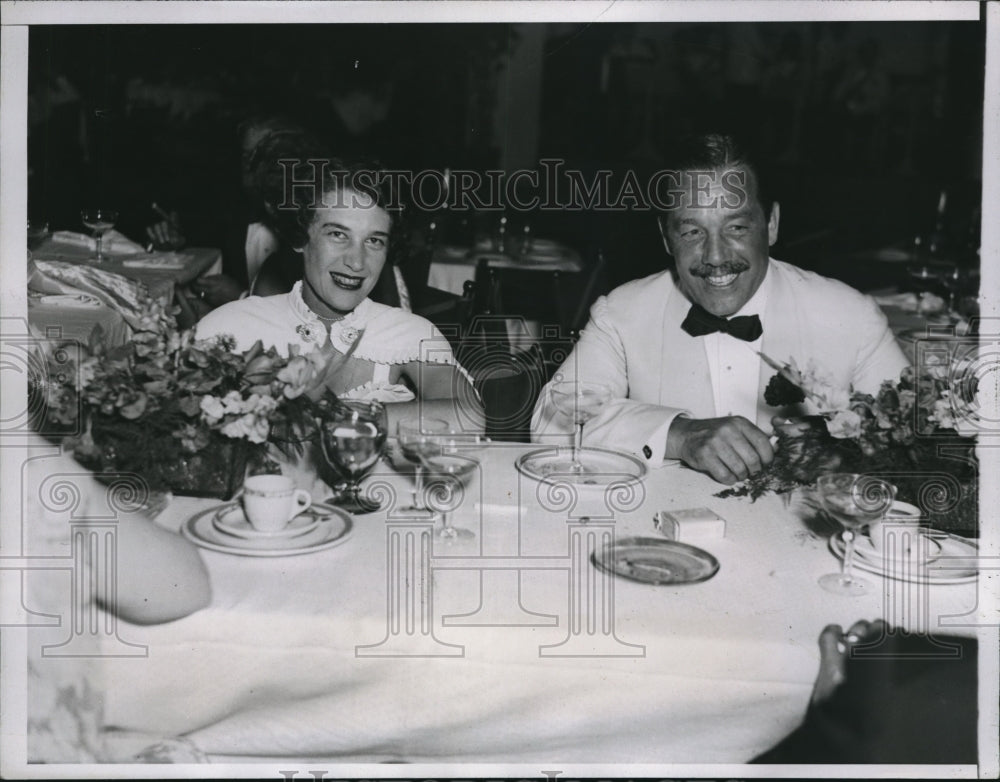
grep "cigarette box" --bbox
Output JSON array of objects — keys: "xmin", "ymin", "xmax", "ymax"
[{"xmin": 655, "ymin": 507, "xmax": 726, "ymax": 543}]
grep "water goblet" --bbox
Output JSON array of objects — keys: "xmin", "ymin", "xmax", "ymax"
[
  {"xmin": 80, "ymin": 208, "xmax": 119, "ymax": 263},
  {"xmin": 549, "ymin": 380, "xmax": 613, "ymax": 474},
  {"xmin": 396, "ymin": 417, "xmax": 450, "ymax": 517},
  {"xmin": 815, "ymin": 473, "xmax": 897, "ymax": 596},
  {"xmin": 317, "ymin": 399, "xmax": 388, "ymax": 514},
  {"xmin": 421, "ymin": 452, "xmax": 479, "ymax": 542}
]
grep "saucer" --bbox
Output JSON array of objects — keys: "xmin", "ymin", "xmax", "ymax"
[
  {"xmin": 213, "ymin": 503, "xmax": 320, "ymax": 540},
  {"xmin": 592, "ymin": 537, "xmax": 719, "ymax": 585},
  {"xmin": 829, "ymin": 532, "xmax": 977, "ymax": 585},
  {"xmin": 184, "ymin": 502, "xmax": 352, "ymax": 557}
]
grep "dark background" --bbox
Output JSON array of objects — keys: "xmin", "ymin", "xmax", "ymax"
[{"xmin": 27, "ymin": 20, "xmax": 985, "ymax": 291}]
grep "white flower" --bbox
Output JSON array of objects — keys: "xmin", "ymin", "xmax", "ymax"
[
  {"xmin": 199, "ymin": 394, "xmax": 226, "ymax": 424},
  {"xmin": 826, "ymin": 409, "xmax": 863, "ymax": 439},
  {"xmin": 220, "ymin": 390, "xmax": 245, "ymax": 415},
  {"xmin": 929, "ymin": 398, "xmax": 956, "ymax": 430}
]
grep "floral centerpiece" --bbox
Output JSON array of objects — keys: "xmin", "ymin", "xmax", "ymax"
[
  {"xmin": 30, "ymin": 296, "xmax": 330, "ymax": 499},
  {"xmin": 717, "ymin": 352, "xmax": 980, "ymax": 535}
]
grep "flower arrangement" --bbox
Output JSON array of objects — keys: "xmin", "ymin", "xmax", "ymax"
[
  {"xmin": 717, "ymin": 352, "xmax": 980, "ymax": 534},
  {"xmin": 31, "ymin": 296, "xmax": 329, "ymax": 498}
]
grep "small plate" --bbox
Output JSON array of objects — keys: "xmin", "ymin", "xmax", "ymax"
[
  {"xmin": 515, "ymin": 446, "xmax": 647, "ymax": 486},
  {"xmin": 592, "ymin": 536, "xmax": 719, "ymax": 585},
  {"xmin": 183, "ymin": 502, "xmax": 353, "ymax": 557},
  {"xmin": 213, "ymin": 504, "xmax": 320, "ymax": 540},
  {"xmin": 829, "ymin": 532, "xmax": 977, "ymax": 585}
]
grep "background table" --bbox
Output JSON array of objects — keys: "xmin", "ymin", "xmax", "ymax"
[
  {"xmin": 27, "ymin": 296, "xmax": 130, "ymax": 348},
  {"xmin": 428, "ymin": 240, "xmax": 584, "ymax": 297},
  {"xmin": 27, "ymin": 241, "xmax": 223, "ymax": 347},
  {"xmin": 30, "ymin": 239, "xmax": 222, "ymax": 303},
  {"xmin": 86, "ymin": 442, "xmax": 980, "ymax": 765}
]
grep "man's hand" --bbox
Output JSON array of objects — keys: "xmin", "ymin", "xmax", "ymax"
[
  {"xmin": 145, "ymin": 211, "xmax": 185, "ymax": 250},
  {"xmin": 190, "ymin": 274, "xmax": 245, "ymax": 307},
  {"xmin": 812, "ymin": 619, "xmax": 887, "ymax": 706},
  {"xmin": 666, "ymin": 415, "xmax": 774, "ymax": 484}
]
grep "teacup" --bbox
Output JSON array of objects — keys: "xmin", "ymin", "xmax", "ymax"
[
  {"xmin": 868, "ymin": 501, "xmax": 937, "ymax": 561},
  {"xmin": 242, "ymin": 474, "xmax": 311, "ymax": 532}
]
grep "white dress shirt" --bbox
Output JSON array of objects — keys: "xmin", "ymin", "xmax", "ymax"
[{"xmin": 643, "ymin": 269, "xmax": 771, "ymax": 463}]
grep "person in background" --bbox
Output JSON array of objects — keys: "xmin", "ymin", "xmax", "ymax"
[
  {"xmin": 195, "ymin": 156, "xmax": 481, "ymax": 433},
  {"xmin": 532, "ymin": 133, "xmax": 908, "ymax": 484},
  {"xmin": 754, "ymin": 619, "xmax": 977, "ymax": 764}
]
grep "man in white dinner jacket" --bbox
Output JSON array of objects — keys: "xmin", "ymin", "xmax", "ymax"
[{"xmin": 531, "ymin": 133, "xmax": 909, "ymax": 484}]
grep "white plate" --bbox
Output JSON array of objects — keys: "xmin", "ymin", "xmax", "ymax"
[
  {"xmin": 515, "ymin": 446, "xmax": 647, "ymax": 487},
  {"xmin": 212, "ymin": 503, "xmax": 321, "ymax": 540},
  {"xmin": 183, "ymin": 501, "xmax": 353, "ymax": 557},
  {"xmin": 829, "ymin": 532, "xmax": 977, "ymax": 585}
]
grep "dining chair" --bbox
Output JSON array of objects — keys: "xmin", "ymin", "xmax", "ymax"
[{"xmin": 398, "ymin": 241, "xmax": 466, "ymax": 325}]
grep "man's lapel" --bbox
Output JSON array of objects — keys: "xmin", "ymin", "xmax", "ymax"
[
  {"xmin": 661, "ymin": 282, "xmax": 716, "ymax": 420},
  {"xmin": 758, "ymin": 263, "xmax": 809, "ymax": 428}
]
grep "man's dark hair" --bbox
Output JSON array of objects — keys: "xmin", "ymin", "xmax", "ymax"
[{"xmin": 664, "ymin": 133, "xmax": 774, "ymax": 218}]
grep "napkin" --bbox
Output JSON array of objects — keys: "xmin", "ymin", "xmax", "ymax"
[
  {"xmin": 51, "ymin": 229, "xmax": 146, "ymax": 256},
  {"xmin": 37, "ymin": 293, "xmax": 104, "ymax": 309},
  {"xmin": 121, "ymin": 253, "xmax": 188, "ymax": 270},
  {"xmin": 28, "ymin": 259, "xmax": 150, "ymax": 331}
]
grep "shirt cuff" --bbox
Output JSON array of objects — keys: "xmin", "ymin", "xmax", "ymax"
[{"xmin": 643, "ymin": 412, "xmax": 686, "ymax": 466}]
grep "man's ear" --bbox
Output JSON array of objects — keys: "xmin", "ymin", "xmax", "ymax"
[
  {"xmin": 768, "ymin": 202, "xmax": 780, "ymax": 247},
  {"xmin": 657, "ymin": 214, "xmax": 674, "ymax": 257}
]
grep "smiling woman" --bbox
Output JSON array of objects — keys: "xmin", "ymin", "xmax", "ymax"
[{"xmin": 195, "ymin": 157, "xmax": 483, "ymax": 434}]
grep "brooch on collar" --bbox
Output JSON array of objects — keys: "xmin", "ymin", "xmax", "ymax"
[
  {"xmin": 338, "ymin": 326, "xmax": 360, "ymax": 347},
  {"xmin": 295, "ymin": 323, "xmax": 323, "ymax": 344}
]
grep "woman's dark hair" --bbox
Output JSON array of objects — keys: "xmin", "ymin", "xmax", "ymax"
[{"xmin": 263, "ymin": 156, "xmax": 404, "ymax": 251}]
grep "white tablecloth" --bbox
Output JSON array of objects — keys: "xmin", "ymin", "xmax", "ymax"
[{"xmin": 88, "ymin": 442, "xmax": 981, "ymax": 766}]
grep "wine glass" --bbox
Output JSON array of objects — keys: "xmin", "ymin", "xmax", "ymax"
[
  {"xmin": 421, "ymin": 451, "xmax": 479, "ymax": 542},
  {"xmin": 815, "ymin": 473, "xmax": 897, "ymax": 596},
  {"xmin": 549, "ymin": 380, "xmax": 613, "ymax": 474},
  {"xmin": 396, "ymin": 417, "xmax": 450, "ymax": 517},
  {"xmin": 317, "ymin": 399, "xmax": 388, "ymax": 514},
  {"xmin": 80, "ymin": 208, "xmax": 119, "ymax": 263}
]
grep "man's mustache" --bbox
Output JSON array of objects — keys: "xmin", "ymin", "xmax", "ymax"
[{"xmin": 690, "ymin": 261, "xmax": 751, "ymax": 278}]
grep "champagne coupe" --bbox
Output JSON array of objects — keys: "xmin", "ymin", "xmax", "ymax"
[
  {"xmin": 318, "ymin": 399, "xmax": 388, "ymax": 514},
  {"xmin": 815, "ymin": 473, "xmax": 897, "ymax": 596},
  {"xmin": 549, "ymin": 380, "xmax": 613, "ymax": 474},
  {"xmin": 80, "ymin": 209, "xmax": 119, "ymax": 263},
  {"xmin": 421, "ymin": 451, "xmax": 479, "ymax": 541},
  {"xmin": 396, "ymin": 417, "xmax": 450, "ymax": 516}
]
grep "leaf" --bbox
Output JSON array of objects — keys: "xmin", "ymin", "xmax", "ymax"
[{"xmin": 177, "ymin": 395, "xmax": 202, "ymax": 417}]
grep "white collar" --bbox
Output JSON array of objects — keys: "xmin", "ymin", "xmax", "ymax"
[{"xmin": 288, "ymin": 280, "xmax": 372, "ymax": 350}]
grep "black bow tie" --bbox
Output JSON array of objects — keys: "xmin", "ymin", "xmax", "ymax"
[{"xmin": 681, "ymin": 303, "xmax": 763, "ymax": 342}]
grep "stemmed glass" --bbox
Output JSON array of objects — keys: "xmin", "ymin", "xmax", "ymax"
[
  {"xmin": 815, "ymin": 473, "xmax": 897, "ymax": 596},
  {"xmin": 317, "ymin": 399, "xmax": 388, "ymax": 514},
  {"xmin": 80, "ymin": 209, "xmax": 119, "ymax": 263},
  {"xmin": 549, "ymin": 380, "xmax": 613, "ymax": 474},
  {"xmin": 396, "ymin": 417, "xmax": 450, "ymax": 517},
  {"xmin": 421, "ymin": 451, "xmax": 479, "ymax": 541}
]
